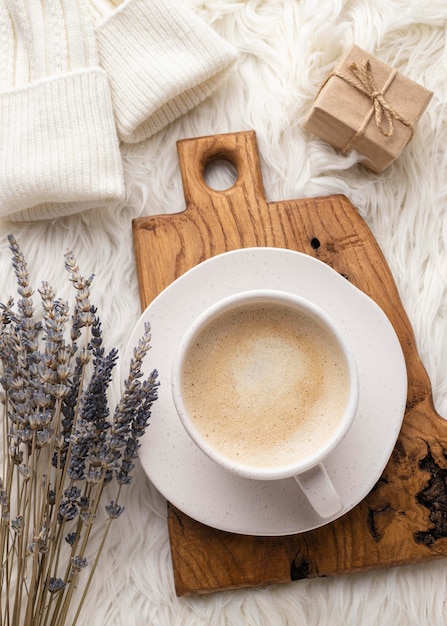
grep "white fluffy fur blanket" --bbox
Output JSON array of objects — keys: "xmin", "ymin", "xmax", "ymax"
[{"xmin": 2, "ymin": 1, "xmax": 447, "ymax": 624}]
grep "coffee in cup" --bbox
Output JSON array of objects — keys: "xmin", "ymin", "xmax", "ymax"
[{"xmin": 171, "ymin": 289, "xmax": 359, "ymax": 518}]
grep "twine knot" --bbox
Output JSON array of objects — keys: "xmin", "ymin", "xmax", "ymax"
[{"xmin": 336, "ymin": 59, "xmax": 413, "ymax": 138}]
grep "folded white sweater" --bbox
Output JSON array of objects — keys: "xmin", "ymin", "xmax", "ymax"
[
  {"xmin": 0, "ymin": 0, "xmax": 125, "ymax": 221},
  {"xmin": 0, "ymin": 0, "xmax": 238, "ymax": 221},
  {"xmin": 89, "ymin": 0, "xmax": 239, "ymax": 144}
]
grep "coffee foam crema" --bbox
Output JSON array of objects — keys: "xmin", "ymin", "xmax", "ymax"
[{"xmin": 181, "ymin": 302, "xmax": 350, "ymax": 469}]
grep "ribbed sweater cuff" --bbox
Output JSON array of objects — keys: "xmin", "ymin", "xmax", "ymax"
[
  {"xmin": 95, "ymin": 0, "xmax": 238, "ymax": 143},
  {"xmin": 0, "ymin": 68, "xmax": 124, "ymax": 221}
]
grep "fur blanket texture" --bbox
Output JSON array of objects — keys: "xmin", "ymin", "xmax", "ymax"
[{"xmin": 2, "ymin": 0, "xmax": 447, "ymax": 624}]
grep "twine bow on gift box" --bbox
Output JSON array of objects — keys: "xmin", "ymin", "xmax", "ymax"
[{"xmin": 333, "ymin": 59, "xmax": 414, "ymax": 154}]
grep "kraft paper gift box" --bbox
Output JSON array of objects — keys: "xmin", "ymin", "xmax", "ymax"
[{"xmin": 303, "ymin": 45, "xmax": 433, "ymax": 172}]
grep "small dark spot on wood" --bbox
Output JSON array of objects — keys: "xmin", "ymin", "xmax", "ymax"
[
  {"xmin": 414, "ymin": 443, "xmax": 447, "ymax": 545},
  {"xmin": 290, "ymin": 557, "xmax": 311, "ymax": 580},
  {"xmin": 140, "ymin": 217, "xmax": 160, "ymax": 232},
  {"xmin": 369, "ymin": 476, "xmax": 389, "ymax": 494},
  {"xmin": 390, "ymin": 438, "xmax": 406, "ymax": 463},
  {"xmin": 367, "ymin": 504, "xmax": 394, "ymax": 542},
  {"xmin": 170, "ymin": 505, "xmax": 186, "ymax": 534},
  {"xmin": 310, "ymin": 238, "xmax": 320, "ymax": 249}
]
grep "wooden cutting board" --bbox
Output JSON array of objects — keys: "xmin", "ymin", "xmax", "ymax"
[{"xmin": 132, "ymin": 130, "xmax": 447, "ymax": 596}]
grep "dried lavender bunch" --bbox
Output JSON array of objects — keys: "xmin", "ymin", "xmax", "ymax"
[{"xmin": 0, "ymin": 235, "xmax": 159, "ymax": 626}]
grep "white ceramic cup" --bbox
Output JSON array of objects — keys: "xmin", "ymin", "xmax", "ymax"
[{"xmin": 171, "ymin": 289, "xmax": 359, "ymax": 518}]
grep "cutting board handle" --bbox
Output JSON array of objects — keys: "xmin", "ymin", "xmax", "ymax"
[{"xmin": 176, "ymin": 130, "xmax": 267, "ymax": 211}]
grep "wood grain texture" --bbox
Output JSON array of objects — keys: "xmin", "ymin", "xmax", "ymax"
[{"xmin": 132, "ymin": 130, "xmax": 447, "ymax": 596}]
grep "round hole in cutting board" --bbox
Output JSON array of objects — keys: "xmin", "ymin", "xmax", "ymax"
[{"xmin": 203, "ymin": 158, "xmax": 238, "ymax": 191}]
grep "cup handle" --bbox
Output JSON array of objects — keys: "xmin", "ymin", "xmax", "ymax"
[{"xmin": 294, "ymin": 463, "xmax": 343, "ymax": 518}]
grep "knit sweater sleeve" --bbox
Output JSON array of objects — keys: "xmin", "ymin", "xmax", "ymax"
[
  {"xmin": 88, "ymin": 0, "xmax": 238, "ymax": 143},
  {"xmin": 0, "ymin": 0, "xmax": 124, "ymax": 222}
]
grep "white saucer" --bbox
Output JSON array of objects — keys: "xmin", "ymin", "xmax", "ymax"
[{"xmin": 123, "ymin": 248, "xmax": 407, "ymax": 536}]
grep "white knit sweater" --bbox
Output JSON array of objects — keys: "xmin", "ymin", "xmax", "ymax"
[{"xmin": 0, "ymin": 0, "xmax": 238, "ymax": 221}]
